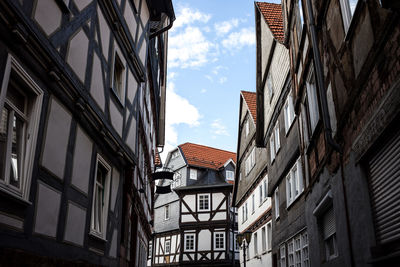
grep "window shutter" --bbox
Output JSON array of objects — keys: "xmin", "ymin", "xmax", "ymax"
[
  {"xmin": 368, "ymin": 132, "xmax": 400, "ymax": 244},
  {"xmin": 322, "ymin": 208, "xmax": 335, "ymax": 239}
]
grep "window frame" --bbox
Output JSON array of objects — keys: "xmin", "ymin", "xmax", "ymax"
[
  {"xmin": 262, "ymin": 227, "xmax": 267, "ymax": 252},
  {"xmin": 275, "ymin": 121, "xmax": 281, "ymax": 153},
  {"xmin": 275, "ymin": 188, "xmax": 280, "ymax": 219},
  {"xmin": 226, "ymin": 170, "xmax": 234, "ymax": 180},
  {"xmin": 284, "ymin": 93, "xmax": 295, "ymax": 134},
  {"xmin": 252, "ymin": 194, "xmax": 255, "ymax": 214},
  {"xmin": 286, "ymin": 158, "xmax": 304, "ymax": 207},
  {"xmin": 214, "ymin": 232, "xmax": 226, "ymax": 251},
  {"xmin": 339, "ymin": 0, "xmax": 359, "ymax": 34},
  {"xmin": 263, "ymin": 178, "xmax": 268, "ymax": 200},
  {"xmin": 259, "ymin": 184, "xmax": 263, "ymax": 206},
  {"xmin": 189, "ymin": 168, "xmax": 197, "ymax": 180},
  {"xmin": 270, "ymin": 134, "xmax": 275, "ymax": 163},
  {"xmin": 267, "ymin": 222, "xmax": 272, "ymax": 251},
  {"xmin": 165, "ymin": 239, "xmax": 171, "ymax": 254},
  {"xmin": 0, "ymin": 55, "xmax": 43, "ymax": 202},
  {"xmin": 254, "ymin": 232, "xmax": 258, "ymax": 256},
  {"xmin": 164, "ymin": 204, "xmax": 170, "ymax": 220},
  {"xmin": 110, "ymin": 48, "xmax": 126, "ymax": 106},
  {"xmin": 198, "ymin": 193, "xmax": 210, "ymax": 211},
  {"xmin": 90, "ymin": 154, "xmax": 111, "ymax": 239},
  {"xmin": 184, "ymin": 233, "xmax": 195, "ymax": 252},
  {"xmin": 306, "ymin": 66, "xmax": 320, "ymax": 135}
]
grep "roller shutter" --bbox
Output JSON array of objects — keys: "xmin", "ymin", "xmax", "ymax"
[{"xmin": 368, "ymin": 132, "xmax": 400, "ymax": 244}]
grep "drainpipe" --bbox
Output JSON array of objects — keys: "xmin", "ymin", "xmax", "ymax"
[
  {"xmin": 305, "ymin": 0, "xmax": 354, "ymax": 266},
  {"xmin": 149, "ymin": 15, "xmax": 174, "ymax": 40}
]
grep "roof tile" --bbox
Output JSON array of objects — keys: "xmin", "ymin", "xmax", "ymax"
[
  {"xmin": 241, "ymin": 91, "xmax": 257, "ymax": 124},
  {"xmin": 256, "ymin": 2, "xmax": 284, "ymax": 43},
  {"xmin": 179, "ymin": 143, "xmax": 236, "ymax": 170}
]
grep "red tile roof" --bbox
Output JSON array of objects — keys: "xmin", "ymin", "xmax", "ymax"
[
  {"xmin": 256, "ymin": 2, "xmax": 284, "ymax": 43},
  {"xmin": 154, "ymin": 149, "xmax": 162, "ymax": 167},
  {"xmin": 179, "ymin": 143, "xmax": 236, "ymax": 170},
  {"xmin": 241, "ymin": 91, "xmax": 257, "ymax": 124}
]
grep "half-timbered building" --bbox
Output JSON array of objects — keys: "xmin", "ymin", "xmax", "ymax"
[
  {"xmin": 0, "ymin": 0, "xmax": 174, "ymax": 266},
  {"xmin": 152, "ymin": 143, "xmax": 239, "ymax": 266},
  {"xmin": 233, "ymin": 90, "xmax": 273, "ymax": 267}
]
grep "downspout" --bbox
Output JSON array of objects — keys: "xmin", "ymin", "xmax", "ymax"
[
  {"xmin": 305, "ymin": 1, "xmax": 354, "ymax": 266},
  {"xmin": 149, "ymin": 16, "xmax": 174, "ymax": 40}
]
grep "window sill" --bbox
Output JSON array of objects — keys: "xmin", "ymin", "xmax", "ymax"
[
  {"xmin": 89, "ymin": 231, "xmax": 107, "ymax": 242},
  {"xmin": 0, "ymin": 185, "xmax": 32, "ymax": 206}
]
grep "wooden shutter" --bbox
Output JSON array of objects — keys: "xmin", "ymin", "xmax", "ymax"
[{"xmin": 369, "ymin": 133, "xmax": 400, "ymax": 244}]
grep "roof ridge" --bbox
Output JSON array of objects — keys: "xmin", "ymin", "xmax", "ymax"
[{"xmin": 179, "ymin": 142, "xmax": 235, "ymax": 154}]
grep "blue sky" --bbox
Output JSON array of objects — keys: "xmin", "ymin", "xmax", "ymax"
[{"xmin": 162, "ymin": 0, "xmax": 280, "ymax": 160}]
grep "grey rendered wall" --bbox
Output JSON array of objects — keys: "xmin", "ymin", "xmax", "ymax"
[{"xmin": 154, "ymin": 199, "xmax": 180, "ymax": 233}]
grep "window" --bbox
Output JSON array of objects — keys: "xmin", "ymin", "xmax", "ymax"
[
  {"xmin": 148, "ymin": 241, "xmax": 153, "ymax": 259},
  {"xmin": 295, "ymin": 236, "xmax": 302, "ymax": 267},
  {"xmin": 262, "ymin": 227, "xmax": 267, "ymax": 252},
  {"xmin": 172, "ymin": 170, "xmax": 181, "ymax": 189},
  {"xmin": 288, "ymin": 240, "xmax": 294, "ymax": 267},
  {"xmin": 164, "ymin": 204, "xmax": 170, "ymax": 220},
  {"xmin": 259, "ymin": 185, "xmax": 263, "ymax": 205},
  {"xmin": 280, "ymin": 245, "xmax": 286, "ymax": 267},
  {"xmin": 0, "ymin": 55, "xmax": 43, "ymax": 200},
  {"xmin": 302, "ymin": 233, "xmax": 309, "ymax": 267},
  {"xmin": 243, "ymin": 201, "xmax": 248, "ymax": 222},
  {"xmin": 267, "ymin": 223, "xmax": 272, "ymax": 251},
  {"xmin": 306, "ymin": 67, "xmax": 319, "ymax": 134},
  {"xmin": 214, "ymin": 232, "xmax": 225, "ymax": 250},
  {"xmin": 263, "ymin": 178, "xmax": 268, "ymax": 200},
  {"xmin": 190, "ymin": 168, "xmax": 197, "ymax": 180},
  {"xmin": 234, "ymin": 233, "xmax": 240, "ymax": 250},
  {"xmin": 275, "ymin": 188, "xmax": 280, "ymax": 219},
  {"xmin": 339, "ymin": 0, "xmax": 359, "ymax": 33},
  {"xmin": 184, "ymin": 234, "xmax": 195, "ymax": 252},
  {"xmin": 165, "ymin": 239, "xmax": 171, "ymax": 254},
  {"xmin": 284, "ymin": 94, "xmax": 295, "ymax": 133},
  {"xmin": 286, "ymin": 158, "xmax": 304, "ymax": 206},
  {"xmin": 91, "ymin": 155, "xmax": 111, "ymax": 238},
  {"xmin": 226, "ymin": 170, "xmax": 234, "ymax": 180},
  {"xmin": 198, "ymin": 194, "xmax": 210, "ymax": 211},
  {"xmin": 267, "ymin": 72, "xmax": 274, "ymax": 100},
  {"xmin": 296, "ymin": 0, "xmax": 304, "ymax": 41},
  {"xmin": 112, "ymin": 52, "xmax": 125, "ymax": 103},
  {"xmin": 252, "ymin": 194, "xmax": 255, "ymax": 214},
  {"xmin": 242, "ymin": 206, "xmax": 245, "ymax": 223},
  {"xmin": 245, "ymin": 148, "xmax": 256, "ymax": 175},
  {"xmin": 322, "ymin": 207, "xmax": 338, "ymax": 261},
  {"xmin": 245, "ymin": 120, "xmax": 249, "ymax": 136},
  {"xmin": 275, "ymin": 122, "xmax": 280, "ymax": 152},
  {"xmin": 254, "ymin": 232, "xmax": 258, "ymax": 255},
  {"xmin": 270, "ymin": 135, "xmax": 275, "ymax": 162}
]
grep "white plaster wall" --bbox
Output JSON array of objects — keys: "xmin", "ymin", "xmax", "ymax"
[
  {"xmin": 198, "ymin": 229, "xmax": 211, "ymax": 251},
  {"xmin": 90, "ymin": 53, "xmax": 105, "ymax": 111},
  {"xmin": 183, "ymin": 194, "xmax": 195, "ymax": 211},
  {"xmin": 212, "ymin": 192, "xmax": 225, "ymax": 210},
  {"xmin": 238, "ymin": 175, "xmax": 271, "ymax": 232},
  {"xmin": 67, "ymin": 28, "xmax": 89, "ymax": 82},
  {"xmin": 34, "ymin": 0, "xmax": 62, "ymax": 36}
]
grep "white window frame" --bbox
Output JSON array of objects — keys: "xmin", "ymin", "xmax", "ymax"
[
  {"xmin": 339, "ymin": 0, "xmax": 359, "ymax": 33},
  {"xmin": 198, "ymin": 193, "xmax": 210, "ymax": 211},
  {"xmin": 275, "ymin": 122, "xmax": 280, "ymax": 153},
  {"xmin": 111, "ymin": 48, "xmax": 126, "ymax": 105},
  {"xmin": 259, "ymin": 185, "xmax": 263, "ymax": 206},
  {"xmin": 302, "ymin": 232, "xmax": 310, "ymax": 267},
  {"xmin": 252, "ymin": 194, "xmax": 255, "ymax": 214},
  {"xmin": 214, "ymin": 232, "xmax": 226, "ymax": 250},
  {"xmin": 90, "ymin": 154, "xmax": 111, "ymax": 239},
  {"xmin": 275, "ymin": 188, "xmax": 280, "ymax": 219},
  {"xmin": 226, "ymin": 170, "xmax": 234, "ymax": 180},
  {"xmin": 244, "ymin": 201, "xmax": 248, "ymax": 222},
  {"xmin": 280, "ymin": 245, "xmax": 286, "ymax": 267},
  {"xmin": 0, "ymin": 55, "xmax": 43, "ymax": 201},
  {"xmin": 245, "ymin": 148, "xmax": 256, "ymax": 176},
  {"xmin": 288, "ymin": 240, "xmax": 294, "ymax": 267},
  {"xmin": 306, "ymin": 66, "xmax": 320, "ymax": 134},
  {"xmin": 190, "ymin": 168, "xmax": 197, "ymax": 180},
  {"xmin": 262, "ymin": 227, "xmax": 267, "ymax": 252},
  {"xmin": 267, "ymin": 222, "xmax": 272, "ymax": 251},
  {"xmin": 165, "ymin": 239, "xmax": 171, "ymax": 254},
  {"xmin": 254, "ymin": 232, "xmax": 258, "ymax": 255},
  {"xmin": 286, "ymin": 158, "xmax": 304, "ymax": 207},
  {"xmin": 270, "ymin": 135, "xmax": 275, "ymax": 163},
  {"xmin": 164, "ymin": 204, "xmax": 170, "ymax": 220},
  {"xmin": 284, "ymin": 94, "xmax": 295, "ymax": 133},
  {"xmin": 263, "ymin": 177, "xmax": 268, "ymax": 200},
  {"xmin": 184, "ymin": 233, "xmax": 195, "ymax": 252}
]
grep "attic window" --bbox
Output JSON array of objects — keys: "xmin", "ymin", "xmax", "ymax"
[
  {"xmin": 226, "ymin": 170, "xmax": 234, "ymax": 180},
  {"xmin": 112, "ymin": 52, "xmax": 125, "ymax": 104}
]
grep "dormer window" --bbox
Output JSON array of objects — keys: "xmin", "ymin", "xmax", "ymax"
[
  {"xmin": 189, "ymin": 168, "xmax": 197, "ymax": 180},
  {"xmin": 226, "ymin": 170, "xmax": 234, "ymax": 180}
]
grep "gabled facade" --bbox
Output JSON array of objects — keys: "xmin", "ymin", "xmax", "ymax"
[
  {"xmin": 233, "ymin": 90, "xmax": 273, "ymax": 267},
  {"xmin": 282, "ymin": 0, "xmax": 400, "ymax": 266},
  {"xmin": 152, "ymin": 143, "xmax": 239, "ymax": 266},
  {"xmin": 253, "ymin": 2, "xmax": 310, "ymax": 267},
  {"xmin": 0, "ymin": 0, "xmax": 174, "ymax": 266}
]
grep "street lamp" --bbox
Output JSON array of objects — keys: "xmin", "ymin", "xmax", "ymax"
[{"xmin": 236, "ymin": 230, "xmax": 252, "ymax": 267}]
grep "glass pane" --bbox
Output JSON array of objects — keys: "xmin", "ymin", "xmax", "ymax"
[
  {"xmin": 0, "ymin": 108, "xmax": 9, "ymax": 181},
  {"xmin": 9, "ymin": 114, "xmax": 24, "ymax": 189},
  {"xmin": 7, "ymin": 83, "xmax": 26, "ymax": 113}
]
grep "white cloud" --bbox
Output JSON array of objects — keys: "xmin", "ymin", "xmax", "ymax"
[
  {"xmin": 212, "ymin": 65, "xmax": 223, "ymax": 75},
  {"xmin": 205, "ymin": 75, "xmax": 213, "ymax": 82},
  {"xmin": 214, "ymin": 19, "xmax": 239, "ymax": 35},
  {"xmin": 161, "ymin": 81, "xmax": 201, "ymax": 161},
  {"xmin": 219, "ymin": 77, "xmax": 227, "ymax": 84},
  {"xmin": 172, "ymin": 7, "xmax": 211, "ymax": 30},
  {"xmin": 211, "ymin": 119, "xmax": 229, "ymax": 136},
  {"xmin": 169, "ymin": 26, "xmax": 215, "ymax": 68},
  {"xmin": 222, "ymin": 27, "xmax": 255, "ymax": 51},
  {"xmin": 201, "ymin": 89, "xmax": 207, "ymax": 93}
]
